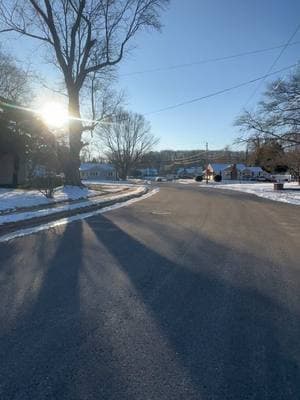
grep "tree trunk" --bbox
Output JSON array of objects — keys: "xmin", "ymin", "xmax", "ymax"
[
  {"xmin": 64, "ymin": 88, "xmax": 83, "ymax": 186},
  {"xmin": 118, "ymin": 167, "xmax": 127, "ymax": 181},
  {"xmin": 119, "ymin": 172, "xmax": 127, "ymax": 180},
  {"xmin": 12, "ymin": 154, "xmax": 20, "ymax": 188}
]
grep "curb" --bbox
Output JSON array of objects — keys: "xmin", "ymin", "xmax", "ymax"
[{"xmin": 0, "ymin": 186, "xmax": 148, "ymax": 236}]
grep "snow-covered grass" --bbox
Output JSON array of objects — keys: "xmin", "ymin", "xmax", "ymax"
[
  {"xmin": 202, "ymin": 181, "xmax": 300, "ymax": 206},
  {"xmin": 0, "ymin": 186, "xmax": 147, "ymax": 225},
  {"xmin": 0, "ymin": 188, "xmax": 159, "ymax": 243},
  {"xmin": 0, "ymin": 185, "xmax": 99, "ymax": 213}
]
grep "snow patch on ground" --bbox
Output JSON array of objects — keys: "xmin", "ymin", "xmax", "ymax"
[
  {"xmin": 83, "ymin": 179, "xmax": 147, "ymax": 186},
  {"xmin": 0, "ymin": 188, "xmax": 159, "ymax": 243},
  {"xmin": 202, "ymin": 181, "xmax": 300, "ymax": 205},
  {"xmin": 0, "ymin": 186, "xmax": 146, "ymax": 225},
  {"xmin": 177, "ymin": 179, "xmax": 197, "ymax": 185},
  {"xmin": 0, "ymin": 186, "xmax": 99, "ymax": 212}
]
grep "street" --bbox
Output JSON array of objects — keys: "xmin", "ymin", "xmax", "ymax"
[{"xmin": 1, "ymin": 183, "xmax": 300, "ymax": 399}]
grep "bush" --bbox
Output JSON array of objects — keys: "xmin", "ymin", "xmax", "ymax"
[
  {"xmin": 195, "ymin": 175, "xmax": 203, "ymax": 182},
  {"xmin": 30, "ymin": 175, "xmax": 64, "ymax": 198},
  {"xmin": 214, "ymin": 174, "xmax": 222, "ymax": 182}
]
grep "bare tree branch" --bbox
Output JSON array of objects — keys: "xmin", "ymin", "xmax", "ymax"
[
  {"xmin": 0, "ymin": 0, "xmax": 168, "ymax": 184},
  {"xmin": 99, "ymin": 110, "xmax": 158, "ymax": 179}
]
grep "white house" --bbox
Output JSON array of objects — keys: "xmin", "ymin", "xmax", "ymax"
[{"xmin": 80, "ymin": 163, "xmax": 117, "ymax": 181}]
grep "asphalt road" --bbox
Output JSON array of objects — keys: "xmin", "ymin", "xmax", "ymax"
[{"xmin": 1, "ymin": 183, "xmax": 300, "ymax": 400}]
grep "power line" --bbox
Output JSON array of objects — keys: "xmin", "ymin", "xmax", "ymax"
[
  {"xmin": 154, "ymin": 148, "xmax": 225, "ymax": 165},
  {"xmin": 159, "ymin": 149, "xmax": 241, "ymax": 167},
  {"xmin": 145, "ymin": 63, "xmax": 299, "ymax": 115},
  {"xmin": 121, "ymin": 40, "xmax": 300, "ymax": 77},
  {"xmin": 161, "ymin": 151, "xmax": 207, "ymax": 164},
  {"xmin": 161, "ymin": 153, "xmax": 231, "ymax": 168},
  {"xmin": 244, "ymin": 23, "xmax": 300, "ymax": 106}
]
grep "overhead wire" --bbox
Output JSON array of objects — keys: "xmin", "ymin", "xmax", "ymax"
[
  {"xmin": 1, "ymin": 64, "xmax": 298, "ymax": 128},
  {"xmin": 121, "ymin": 40, "xmax": 300, "ymax": 77},
  {"xmin": 145, "ymin": 63, "xmax": 299, "ymax": 115},
  {"xmin": 243, "ymin": 23, "xmax": 300, "ymax": 106}
]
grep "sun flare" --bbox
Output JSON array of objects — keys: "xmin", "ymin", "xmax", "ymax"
[{"xmin": 40, "ymin": 102, "xmax": 69, "ymax": 128}]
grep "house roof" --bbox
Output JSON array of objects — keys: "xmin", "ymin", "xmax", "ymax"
[
  {"xmin": 208, "ymin": 163, "xmax": 230, "ymax": 172},
  {"xmin": 244, "ymin": 166, "xmax": 264, "ymax": 173},
  {"xmin": 80, "ymin": 163, "xmax": 115, "ymax": 172},
  {"xmin": 235, "ymin": 163, "xmax": 247, "ymax": 170},
  {"xmin": 208, "ymin": 163, "xmax": 248, "ymax": 172}
]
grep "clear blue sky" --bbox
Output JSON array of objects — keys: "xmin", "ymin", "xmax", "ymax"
[
  {"xmin": 118, "ymin": 0, "xmax": 300, "ymax": 150},
  {"xmin": 4, "ymin": 0, "xmax": 300, "ymax": 151}
]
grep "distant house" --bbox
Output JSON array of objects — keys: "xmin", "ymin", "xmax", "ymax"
[
  {"xmin": 138, "ymin": 168, "xmax": 158, "ymax": 177},
  {"xmin": 240, "ymin": 166, "xmax": 265, "ymax": 180},
  {"xmin": 80, "ymin": 163, "xmax": 117, "ymax": 181},
  {"xmin": 221, "ymin": 164, "xmax": 247, "ymax": 180},
  {"xmin": 206, "ymin": 163, "xmax": 233, "ymax": 180},
  {"xmin": 177, "ymin": 166, "xmax": 202, "ymax": 178},
  {"xmin": 206, "ymin": 163, "xmax": 266, "ymax": 181}
]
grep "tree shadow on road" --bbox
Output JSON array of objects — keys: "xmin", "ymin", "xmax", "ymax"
[
  {"xmin": 85, "ymin": 215, "xmax": 300, "ymax": 400},
  {"xmin": 0, "ymin": 216, "xmax": 300, "ymax": 400}
]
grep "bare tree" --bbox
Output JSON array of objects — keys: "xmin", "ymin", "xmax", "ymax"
[
  {"xmin": 282, "ymin": 148, "xmax": 300, "ymax": 184},
  {"xmin": 0, "ymin": 49, "xmax": 31, "ymax": 103},
  {"xmin": 235, "ymin": 69, "xmax": 300, "ymax": 148},
  {"xmin": 0, "ymin": 0, "xmax": 168, "ymax": 185},
  {"xmin": 100, "ymin": 110, "xmax": 158, "ymax": 179},
  {"xmin": 235, "ymin": 68, "xmax": 300, "ymax": 183},
  {"xmin": 81, "ymin": 71, "xmax": 124, "ymax": 135}
]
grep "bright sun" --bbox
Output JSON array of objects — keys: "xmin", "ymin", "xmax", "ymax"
[{"xmin": 40, "ymin": 102, "xmax": 69, "ymax": 128}]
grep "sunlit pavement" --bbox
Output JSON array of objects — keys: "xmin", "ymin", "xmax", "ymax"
[{"xmin": 1, "ymin": 183, "xmax": 300, "ymax": 400}]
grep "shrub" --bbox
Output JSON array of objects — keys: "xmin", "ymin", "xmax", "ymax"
[
  {"xmin": 195, "ymin": 175, "xmax": 203, "ymax": 182},
  {"xmin": 30, "ymin": 175, "xmax": 64, "ymax": 198},
  {"xmin": 214, "ymin": 174, "xmax": 222, "ymax": 182}
]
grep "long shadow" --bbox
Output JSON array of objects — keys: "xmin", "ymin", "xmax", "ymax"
[
  {"xmin": 0, "ymin": 221, "xmax": 139, "ymax": 400},
  {"xmin": 84, "ymin": 215, "xmax": 300, "ymax": 400},
  {"xmin": 1, "ymin": 215, "xmax": 300, "ymax": 399},
  {"xmin": 0, "ymin": 223, "xmax": 83, "ymax": 399}
]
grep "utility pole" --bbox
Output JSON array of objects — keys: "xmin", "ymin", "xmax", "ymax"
[{"xmin": 205, "ymin": 142, "xmax": 209, "ymax": 184}]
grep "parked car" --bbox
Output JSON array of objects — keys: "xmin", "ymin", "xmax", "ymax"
[
  {"xmin": 155, "ymin": 176, "xmax": 167, "ymax": 182},
  {"xmin": 257, "ymin": 176, "xmax": 274, "ymax": 182}
]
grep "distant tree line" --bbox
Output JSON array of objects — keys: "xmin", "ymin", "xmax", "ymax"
[{"xmin": 132, "ymin": 148, "xmax": 247, "ymax": 176}]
